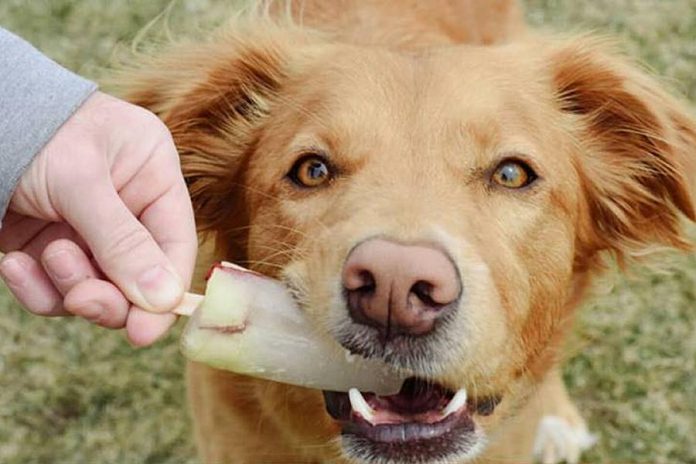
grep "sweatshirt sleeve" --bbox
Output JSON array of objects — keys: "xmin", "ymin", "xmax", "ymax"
[{"xmin": 0, "ymin": 27, "xmax": 97, "ymax": 220}]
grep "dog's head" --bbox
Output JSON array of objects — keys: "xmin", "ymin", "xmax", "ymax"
[{"xmin": 126, "ymin": 21, "xmax": 695, "ymax": 463}]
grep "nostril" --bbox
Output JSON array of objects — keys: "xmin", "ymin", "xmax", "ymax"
[
  {"xmin": 344, "ymin": 267, "xmax": 376, "ymax": 293},
  {"xmin": 356, "ymin": 270, "xmax": 376, "ymax": 293},
  {"xmin": 344, "ymin": 268, "xmax": 380, "ymax": 328},
  {"xmin": 410, "ymin": 280, "xmax": 440, "ymax": 308}
]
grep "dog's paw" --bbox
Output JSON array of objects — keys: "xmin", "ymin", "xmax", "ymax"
[{"xmin": 532, "ymin": 415, "xmax": 597, "ymax": 464}]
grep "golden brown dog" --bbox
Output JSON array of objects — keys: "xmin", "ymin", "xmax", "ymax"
[{"xmin": 123, "ymin": 1, "xmax": 696, "ymax": 462}]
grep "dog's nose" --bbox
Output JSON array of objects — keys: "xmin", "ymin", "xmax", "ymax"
[{"xmin": 342, "ymin": 239, "xmax": 461, "ymax": 336}]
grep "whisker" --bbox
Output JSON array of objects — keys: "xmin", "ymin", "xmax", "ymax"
[
  {"xmin": 237, "ymin": 259, "xmax": 291, "ymax": 272},
  {"xmin": 224, "ymin": 222, "xmax": 317, "ymax": 242}
]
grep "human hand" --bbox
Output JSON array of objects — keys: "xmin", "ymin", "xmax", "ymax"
[{"xmin": 0, "ymin": 91, "xmax": 197, "ymax": 346}]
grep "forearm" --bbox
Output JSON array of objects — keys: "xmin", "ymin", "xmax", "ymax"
[{"xmin": 0, "ymin": 27, "xmax": 97, "ymax": 221}]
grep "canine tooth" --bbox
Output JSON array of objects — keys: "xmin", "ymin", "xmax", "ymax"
[
  {"xmin": 442, "ymin": 388, "xmax": 468, "ymax": 417},
  {"xmin": 349, "ymin": 388, "xmax": 375, "ymax": 422}
]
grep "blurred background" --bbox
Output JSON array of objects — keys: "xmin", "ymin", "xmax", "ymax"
[{"xmin": 0, "ymin": 1, "xmax": 694, "ymax": 462}]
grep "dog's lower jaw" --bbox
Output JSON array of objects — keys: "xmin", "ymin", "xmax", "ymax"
[{"xmin": 341, "ymin": 431, "xmax": 487, "ymax": 464}]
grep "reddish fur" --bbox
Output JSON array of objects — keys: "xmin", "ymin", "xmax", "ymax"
[{"xmin": 121, "ymin": 1, "xmax": 695, "ymax": 462}]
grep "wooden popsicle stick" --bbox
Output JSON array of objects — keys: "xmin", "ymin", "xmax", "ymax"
[{"xmin": 173, "ymin": 292, "xmax": 204, "ymax": 316}]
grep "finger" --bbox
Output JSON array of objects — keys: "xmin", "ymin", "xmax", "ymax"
[
  {"xmin": 41, "ymin": 239, "xmax": 99, "ymax": 295},
  {"xmin": 116, "ymin": 144, "xmax": 197, "ymax": 292},
  {"xmin": 139, "ymin": 179, "xmax": 197, "ymax": 290},
  {"xmin": 0, "ymin": 251, "xmax": 68, "ymax": 316},
  {"xmin": 126, "ymin": 306, "xmax": 178, "ymax": 347},
  {"xmin": 22, "ymin": 223, "xmax": 90, "ymax": 261},
  {"xmin": 64, "ymin": 278, "xmax": 130, "ymax": 329},
  {"xmin": 62, "ymin": 180, "xmax": 184, "ymax": 313},
  {"xmin": 0, "ymin": 218, "xmax": 90, "ymax": 263}
]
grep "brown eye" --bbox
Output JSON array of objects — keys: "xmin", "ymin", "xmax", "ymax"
[
  {"xmin": 289, "ymin": 154, "xmax": 332, "ymax": 188},
  {"xmin": 491, "ymin": 160, "xmax": 537, "ymax": 189}
]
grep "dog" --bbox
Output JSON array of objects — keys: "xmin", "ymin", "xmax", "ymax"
[{"xmin": 123, "ymin": 1, "xmax": 696, "ymax": 462}]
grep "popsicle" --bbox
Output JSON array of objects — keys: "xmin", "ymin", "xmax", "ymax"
[{"xmin": 175, "ymin": 262, "xmax": 407, "ymax": 395}]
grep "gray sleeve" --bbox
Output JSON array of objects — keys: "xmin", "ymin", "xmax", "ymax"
[{"xmin": 0, "ymin": 27, "xmax": 97, "ymax": 221}]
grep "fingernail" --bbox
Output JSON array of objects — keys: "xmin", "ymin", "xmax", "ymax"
[
  {"xmin": 136, "ymin": 265, "xmax": 183, "ymax": 311},
  {"xmin": 43, "ymin": 249, "xmax": 76, "ymax": 281},
  {"xmin": 0, "ymin": 258, "xmax": 27, "ymax": 288}
]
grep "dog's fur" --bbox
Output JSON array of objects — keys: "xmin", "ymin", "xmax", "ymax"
[{"xmin": 123, "ymin": 1, "xmax": 696, "ymax": 462}]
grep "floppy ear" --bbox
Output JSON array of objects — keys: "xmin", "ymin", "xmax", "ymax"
[
  {"xmin": 120, "ymin": 21, "xmax": 312, "ymax": 245},
  {"xmin": 549, "ymin": 39, "xmax": 696, "ymax": 264}
]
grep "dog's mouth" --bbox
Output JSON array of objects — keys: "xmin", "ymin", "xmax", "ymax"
[{"xmin": 323, "ymin": 377, "xmax": 501, "ymax": 463}]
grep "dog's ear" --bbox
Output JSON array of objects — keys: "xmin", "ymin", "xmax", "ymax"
[
  {"xmin": 549, "ymin": 38, "xmax": 696, "ymax": 264},
  {"xmin": 121, "ymin": 22, "xmax": 313, "ymax": 243}
]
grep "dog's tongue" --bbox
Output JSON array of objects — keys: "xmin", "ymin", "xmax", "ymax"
[{"xmin": 384, "ymin": 377, "xmax": 449, "ymax": 411}]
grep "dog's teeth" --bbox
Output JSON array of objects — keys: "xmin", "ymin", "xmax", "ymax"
[
  {"xmin": 442, "ymin": 388, "xmax": 468, "ymax": 417},
  {"xmin": 349, "ymin": 388, "xmax": 376, "ymax": 422}
]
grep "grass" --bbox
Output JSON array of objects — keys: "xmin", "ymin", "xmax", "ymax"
[{"xmin": 0, "ymin": 1, "xmax": 694, "ymax": 462}]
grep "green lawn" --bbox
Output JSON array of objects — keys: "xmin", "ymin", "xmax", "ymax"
[{"xmin": 1, "ymin": 1, "xmax": 695, "ymax": 463}]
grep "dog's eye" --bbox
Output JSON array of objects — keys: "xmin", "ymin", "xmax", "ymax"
[
  {"xmin": 491, "ymin": 160, "xmax": 537, "ymax": 189},
  {"xmin": 289, "ymin": 154, "xmax": 332, "ymax": 188}
]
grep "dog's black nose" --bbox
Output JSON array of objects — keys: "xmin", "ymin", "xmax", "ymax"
[{"xmin": 342, "ymin": 239, "xmax": 461, "ymax": 336}]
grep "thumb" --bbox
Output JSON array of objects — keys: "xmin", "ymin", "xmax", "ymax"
[{"xmin": 62, "ymin": 180, "xmax": 184, "ymax": 313}]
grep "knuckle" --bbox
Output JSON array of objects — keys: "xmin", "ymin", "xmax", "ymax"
[
  {"xmin": 102, "ymin": 97, "xmax": 165, "ymax": 135},
  {"xmin": 100, "ymin": 223, "xmax": 155, "ymax": 265},
  {"xmin": 133, "ymin": 110, "xmax": 177, "ymax": 159},
  {"xmin": 138, "ymin": 108, "xmax": 169, "ymax": 134}
]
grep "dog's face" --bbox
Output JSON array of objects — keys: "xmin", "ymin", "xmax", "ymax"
[{"xmin": 128, "ymin": 25, "xmax": 695, "ymax": 463}]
